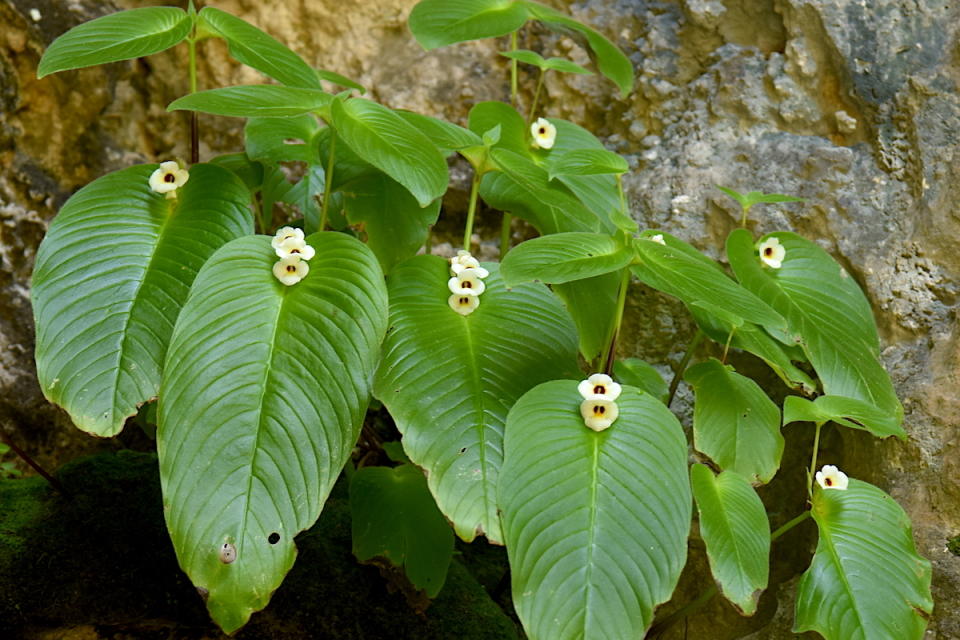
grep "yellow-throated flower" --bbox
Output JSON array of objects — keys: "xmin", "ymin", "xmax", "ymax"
[
  {"xmin": 577, "ymin": 373, "xmax": 622, "ymax": 401},
  {"xmin": 758, "ymin": 237, "xmax": 785, "ymax": 269},
  {"xmin": 273, "ymin": 256, "xmax": 309, "ymax": 286},
  {"xmin": 149, "ymin": 160, "xmax": 189, "ymax": 199},
  {"xmin": 272, "ymin": 226, "xmax": 304, "ymax": 250},
  {"xmin": 815, "ymin": 465, "xmax": 849, "ymax": 491},
  {"xmin": 448, "ymin": 293, "xmax": 480, "ymax": 316},
  {"xmin": 580, "ymin": 397, "xmax": 619, "ymax": 432},
  {"xmin": 531, "ymin": 117, "xmax": 557, "ymax": 150},
  {"xmin": 274, "ymin": 235, "xmax": 316, "ymax": 261},
  {"xmin": 448, "ymin": 268, "xmax": 486, "ymax": 296},
  {"xmin": 450, "ymin": 250, "xmax": 489, "ymax": 278}
]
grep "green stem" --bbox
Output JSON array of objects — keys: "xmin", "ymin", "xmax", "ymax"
[
  {"xmin": 771, "ymin": 510, "xmax": 812, "ymax": 542},
  {"xmin": 721, "ymin": 327, "xmax": 736, "ymax": 364},
  {"xmin": 509, "ymin": 30, "xmax": 519, "ymax": 107},
  {"xmin": 667, "ymin": 329, "xmax": 705, "ymax": 406},
  {"xmin": 600, "ymin": 268, "xmax": 631, "ymax": 376},
  {"xmin": 616, "ymin": 174, "xmax": 628, "ymax": 216},
  {"xmin": 528, "ymin": 68, "xmax": 546, "ymax": 125},
  {"xmin": 740, "ymin": 205, "xmax": 750, "ymax": 228},
  {"xmin": 320, "ymin": 130, "xmax": 336, "ymax": 232},
  {"xmin": 187, "ymin": 37, "xmax": 199, "ymax": 164},
  {"xmin": 808, "ymin": 421, "xmax": 824, "ymax": 497},
  {"xmin": 462, "ymin": 169, "xmax": 482, "ymax": 250},
  {"xmin": 500, "ymin": 213, "xmax": 512, "ymax": 257}
]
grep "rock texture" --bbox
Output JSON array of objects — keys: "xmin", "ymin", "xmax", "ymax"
[{"xmin": 1, "ymin": 0, "xmax": 958, "ymax": 637}]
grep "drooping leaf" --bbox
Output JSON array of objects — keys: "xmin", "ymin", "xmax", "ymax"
[
  {"xmin": 38, "ymin": 7, "xmax": 192, "ymax": 77},
  {"xmin": 548, "ymin": 149, "xmax": 627, "ymax": 179},
  {"xmin": 613, "ymin": 358, "xmax": 668, "ymax": 404},
  {"xmin": 245, "ymin": 115, "xmax": 322, "ymax": 164},
  {"xmin": 500, "ymin": 232, "xmax": 634, "ymax": 286},
  {"xmin": 521, "ymin": 1, "xmax": 634, "ymax": 96},
  {"xmin": 553, "ymin": 269, "xmax": 622, "ymax": 363},
  {"xmin": 395, "ymin": 111, "xmax": 483, "ymax": 156},
  {"xmin": 795, "ymin": 479, "xmax": 933, "ymax": 639},
  {"xmin": 350, "ymin": 464, "xmax": 454, "ymax": 598},
  {"xmin": 499, "ymin": 49, "xmax": 594, "ymax": 75},
  {"xmin": 468, "ymin": 101, "xmax": 529, "ymax": 156},
  {"xmin": 168, "ymin": 85, "xmax": 333, "ymax": 118},
  {"xmin": 409, "ymin": 0, "xmax": 529, "ymax": 50},
  {"xmin": 341, "ymin": 172, "xmax": 441, "ymax": 273},
  {"xmin": 316, "ymin": 69, "xmax": 365, "ymax": 93},
  {"xmin": 158, "ymin": 232, "xmax": 388, "ymax": 633},
  {"xmin": 373, "ymin": 256, "xmax": 579, "ymax": 544},
  {"xmin": 32, "ymin": 164, "xmax": 252, "ymax": 437},
  {"xmin": 330, "ymin": 98, "xmax": 449, "ymax": 207},
  {"xmin": 498, "ymin": 48, "xmax": 547, "ymax": 67},
  {"xmin": 198, "ymin": 7, "xmax": 321, "ymax": 89},
  {"xmin": 691, "ymin": 465, "xmax": 770, "ymax": 616},
  {"xmin": 717, "ymin": 186, "xmax": 804, "ymax": 210},
  {"xmin": 726, "ymin": 229, "xmax": 902, "ymax": 433},
  {"xmin": 500, "ymin": 381, "xmax": 690, "ymax": 639},
  {"xmin": 782, "ymin": 395, "xmax": 906, "ymax": 439},
  {"xmin": 684, "ymin": 359, "xmax": 784, "ymax": 485}
]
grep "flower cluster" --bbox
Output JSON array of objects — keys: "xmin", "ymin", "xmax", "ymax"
[
  {"xmin": 758, "ymin": 237, "xmax": 785, "ymax": 269},
  {"xmin": 271, "ymin": 227, "xmax": 315, "ymax": 286},
  {"xmin": 815, "ymin": 464, "xmax": 849, "ymax": 491},
  {"xmin": 448, "ymin": 250, "xmax": 489, "ymax": 316},
  {"xmin": 578, "ymin": 373, "xmax": 621, "ymax": 432},
  {"xmin": 149, "ymin": 160, "xmax": 189, "ymax": 199},
  {"xmin": 531, "ymin": 117, "xmax": 557, "ymax": 150}
]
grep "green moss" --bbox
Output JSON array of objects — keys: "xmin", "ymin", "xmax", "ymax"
[{"xmin": 947, "ymin": 535, "xmax": 960, "ymax": 557}]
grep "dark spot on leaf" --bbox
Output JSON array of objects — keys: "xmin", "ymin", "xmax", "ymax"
[
  {"xmin": 268, "ymin": 532, "xmax": 280, "ymax": 545},
  {"xmin": 459, "ymin": 447, "xmax": 467, "ymax": 454},
  {"xmin": 219, "ymin": 542, "xmax": 237, "ymax": 564},
  {"xmin": 843, "ymin": 416, "xmax": 866, "ymax": 427}
]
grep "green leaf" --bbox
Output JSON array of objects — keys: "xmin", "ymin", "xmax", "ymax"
[
  {"xmin": 717, "ymin": 186, "xmax": 804, "ymax": 210},
  {"xmin": 316, "ymin": 69, "xmax": 365, "ymax": 93},
  {"xmin": 198, "ymin": 7, "xmax": 320, "ymax": 89},
  {"xmin": 500, "ymin": 381, "xmax": 690, "ymax": 638},
  {"xmin": 691, "ymin": 465, "xmax": 770, "ymax": 616},
  {"xmin": 158, "ymin": 232, "xmax": 388, "ymax": 633},
  {"xmin": 727, "ymin": 229, "xmax": 902, "ymax": 432},
  {"xmin": 542, "ymin": 57, "xmax": 594, "ymax": 75},
  {"xmin": 632, "ymin": 232, "xmax": 788, "ymax": 338},
  {"xmin": 373, "ymin": 256, "xmax": 579, "ymax": 543},
  {"xmin": 782, "ymin": 395, "xmax": 906, "ymax": 439},
  {"xmin": 32, "ymin": 164, "xmax": 252, "ymax": 437},
  {"xmin": 168, "ymin": 85, "xmax": 333, "ymax": 118},
  {"xmin": 350, "ymin": 464, "xmax": 454, "ymax": 598},
  {"xmin": 37, "ymin": 7, "xmax": 192, "ymax": 78},
  {"xmin": 394, "ymin": 111, "xmax": 483, "ymax": 155},
  {"xmin": 245, "ymin": 115, "xmax": 322, "ymax": 164},
  {"xmin": 499, "ymin": 49, "xmax": 547, "ymax": 67},
  {"xmin": 500, "ymin": 232, "xmax": 633, "ymax": 285},
  {"xmin": 613, "ymin": 358, "xmax": 668, "ymax": 404},
  {"xmin": 341, "ymin": 173, "xmax": 441, "ymax": 273},
  {"xmin": 795, "ymin": 479, "xmax": 933, "ymax": 639},
  {"xmin": 521, "ymin": 1, "xmax": 634, "ymax": 96},
  {"xmin": 409, "ymin": 0, "xmax": 530, "ymax": 50},
  {"xmin": 553, "ymin": 270, "xmax": 622, "ymax": 363},
  {"xmin": 548, "ymin": 149, "xmax": 628, "ymax": 179},
  {"xmin": 468, "ymin": 101, "xmax": 529, "ymax": 156},
  {"xmin": 331, "ymin": 98, "xmax": 449, "ymax": 207},
  {"xmin": 684, "ymin": 359, "xmax": 784, "ymax": 485},
  {"xmin": 208, "ymin": 153, "xmax": 265, "ymax": 192},
  {"xmin": 281, "ymin": 166, "xmax": 325, "ymax": 230}
]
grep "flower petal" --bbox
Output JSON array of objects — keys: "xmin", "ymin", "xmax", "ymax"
[{"xmin": 448, "ymin": 293, "xmax": 479, "ymax": 316}]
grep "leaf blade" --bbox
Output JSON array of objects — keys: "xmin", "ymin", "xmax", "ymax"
[
  {"xmin": 168, "ymin": 85, "xmax": 333, "ymax": 118},
  {"xmin": 409, "ymin": 0, "xmax": 530, "ymax": 50},
  {"xmin": 500, "ymin": 232, "xmax": 634, "ymax": 286}
]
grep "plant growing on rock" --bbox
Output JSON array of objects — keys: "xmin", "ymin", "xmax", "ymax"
[{"xmin": 31, "ymin": 1, "xmax": 933, "ymax": 638}]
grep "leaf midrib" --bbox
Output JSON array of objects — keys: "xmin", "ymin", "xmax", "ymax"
[
  {"xmin": 582, "ymin": 435, "xmax": 600, "ymax": 634},
  {"xmin": 817, "ymin": 515, "xmax": 867, "ymax": 637},
  {"xmin": 461, "ymin": 312, "xmax": 491, "ymax": 539}
]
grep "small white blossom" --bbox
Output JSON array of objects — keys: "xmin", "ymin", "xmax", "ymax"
[
  {"xmin": 273, "ymin": 256, "xmax": 309, "ymax": 286},
  {"xmin": 272, "ymin": 227, "xmax": 304, "ymax": 250},
  {"xmin": 149, "ymin": 160, "xmax": 189, "ymax": 199},
  {"xmin": 650, "ymin": 234, "xmax": 666, "ymax": 245},
  {"xmin": 815, "ymin": 465, "xmax": 849, "ymax": 491},
  {"xmin": 531, "ymin": 117, "xmax": 557, "ymax": 150},
  {"xmin": 448, "ymin": 293, "xmax": 480, "ymax": 316},
  {"xmin": 29, "ymin": 8, "xmax": 41, "ymax": 21},
  {"xmin": 450, "ymin": 250, "xmax": 489, "ymax": 278},
  {"xmin": 758, "ymin": 237, "xmax": 786, "ymax": 269},
  {"xmin": 448, "ymin": 268, "xmax": 486, "ymax": 296},
  {"xmin": 577, "ymin": 373, "xmax": 622, "ymax": 401},
  {"xmin": 580, "ymin": 397, "xmax": 619, "ymax": 432},
  {"xmin": 274, "ymin": 235, "xmax": 316, "ymax": 261}
]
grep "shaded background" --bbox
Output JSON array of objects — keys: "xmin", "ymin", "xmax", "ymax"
[{"xmin": 1, "ymin": 0, "xmax": 958, "ymax": 637}]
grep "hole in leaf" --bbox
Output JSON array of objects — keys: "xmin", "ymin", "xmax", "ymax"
[
  {"xmin": 459, "ymin": 447, "xmax": 467, "ymax": 454},
  {"xmin": 268, "ymin": 532, "xmax": 280, "ymax": 545}
]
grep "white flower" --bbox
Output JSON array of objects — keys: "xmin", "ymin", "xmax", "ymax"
[
  {"xmin": 273, "ymin": 256, "xmax": 309, "ymax": 286},
  {"xmin": 530, "ymin": 117, "xmax": 557, "ymax": 150},
  {"xmin": 580, "ymin": 397, "xmax": 619, "ymax": 432},
  {"xmin": 577, "ymin": 373, "xmax": 622, "ymax": 401},
  {"xmin": 272, "ymin": 226, "xmax": 304, "ymax": 250},
  {"xmin": 815, "ymin": 465, "xmax": 849, "ymax": 491},
  {"xmin": 274, "ymin": 235, "xmax": 316, "ymax": 260},
  {"xmin": 450, "ymin": 250, "xmax": 489, "ymax": 278},
  {"xmin": 448, "ymin": 268, "xmax": 486, "ymax": 296},
  {"xmin": 758, "ymin": 236, "xmax": 786, "ymax": 269},
  {"xmin": 650, "ymin": 234, "xmax": 666, "ymax": 245},
  {"xmin": 149, "ymin": 161, "xmax": 189, "ymax": 199},
  {"xmin": 448, "ymin": 293, "xmax": 480, "ymax": 316}
]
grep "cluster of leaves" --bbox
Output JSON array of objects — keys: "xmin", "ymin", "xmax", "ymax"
[{"xmin": 32, "ymin": 2, "xmax": 932, "ymax": 639}]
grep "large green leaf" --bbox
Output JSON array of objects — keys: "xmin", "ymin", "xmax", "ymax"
[
  {"xmin": 500, "ymin": 381, "xmax": 690, "ymax": 639},
  {"xmin": 197, "ymin": 7, "xmax": 320, "ymax": 89},
  {"xmin": 158, "ymin": 232, "xmax": 388, "ymax": 633},
  {"xmin": 341, "ymin": 172, "xmax": 441, "ymax": 274},
  {"xmin": 548, "ymin": 149, "xmax": 628, "ymax": 178},
  {"xmin": 613, "ymin": 357, "xmax": 668, "ymax": 404},
  {"xmin": 552, "ymin": 270, "xmax": 622, "ymax": 363},
  {"xmin": 782, "ymin": 395, "xmax": 906, "ymax": 439},
  {"xmin": 409, "ymin": 0, "xmax": 530, "ymax": 50},
  {"xmin": 373, "ymin": 256, "xmax": 579, "ymax": 544},
  {"xmin": 245, "ymin": 115, "xmax": 322, "ymax": 164},
  {"xmin": 350, "ymin": 464, "xmax": 454, "ymax": 598},
  {"xmin": 468, "ymin": 101, "xmax": 529, "ymax": 156},
  {"xmin": 727, "ymin": 229, "xmax": 902, "ymax": 431},
  {"xmin": 395, "ymin": 111, "xmax": 483, "ymax": 156},
  {"xmin": 684, "ymin": 359, "xmax": 783, "ymax": 485},
  {"xmin": 795, "ymin": 479, "xmax": 933, "ymax": 639},
  {"xmin": 521, "ymin": 2, "xmax": 634, "ymax": 96},
  {"xmin": 32, "ymin": 164, "xmax": 252, "ymax": 437},
  {"xmin": 37, "ymin": 7, "xmax": 192, "ymax": 78},
  {"xmin": 168, "ymin": 86, "xmax": 333, "ymax": 118},
  {"xmin": 500, "ymin": 232, "xmax": 634, "ymax": 286},
  {"xmin": 632, "ymin": 231, "xmax": 788, "ymax": 339},
  {"xmin": 691, "ymin": 465, "xmax": 769, "ymax": 616},
  {"xmin": 330, "ymin": 98, "xmax": 449, "ymax": 207}
]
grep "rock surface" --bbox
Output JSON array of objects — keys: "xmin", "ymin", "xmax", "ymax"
[{"xmin": 1, "ymin": 0, "xmax": 958, "ymax": 637}]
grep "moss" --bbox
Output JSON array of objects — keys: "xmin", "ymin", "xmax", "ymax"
[
  {"xmin": 0, "ymin": 452, "xmax": 516, "ymax": 639},
  {"xmin": 947, "ymin": 535, "xmax": 960, "ymax": 557}
]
